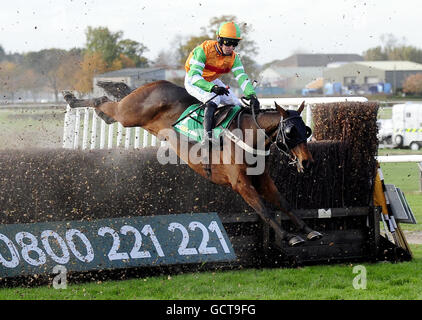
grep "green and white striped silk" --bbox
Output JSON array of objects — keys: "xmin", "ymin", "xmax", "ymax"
[
  {"xmin": 187, "ymin": 46, "xmax": 215, "ymax": 92},
  {"xmin": 231, "ymin": 55, "xmax": 256, "ymax": 98}
]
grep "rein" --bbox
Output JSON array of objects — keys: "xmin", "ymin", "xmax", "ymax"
[{"xmin": 241, "ymin": 99, "xmax": 297, "ymax": 164}]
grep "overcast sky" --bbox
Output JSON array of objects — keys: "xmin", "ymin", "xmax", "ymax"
[{"xmin": 1, "ymin": 0, "xmax": 421, "ymax": 65}]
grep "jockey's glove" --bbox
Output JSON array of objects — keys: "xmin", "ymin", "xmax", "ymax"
[
  {"xmin": 211, "ymin": 85, "xmax": 230, "ymax": 96},
  {"xmin": 249, "ymin": 94, "xmax": 260, "ymax": 111}
]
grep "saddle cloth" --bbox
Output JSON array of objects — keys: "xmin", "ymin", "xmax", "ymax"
[{"xmin": 173, "ymin": 104, "xmax": 242, "ymax": 143}]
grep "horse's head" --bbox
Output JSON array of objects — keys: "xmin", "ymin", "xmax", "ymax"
[{"xmin": 274, "ymin": 101, "xmax": 314, "ymax": 172}]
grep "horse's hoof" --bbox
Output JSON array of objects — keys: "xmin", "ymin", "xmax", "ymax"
[
  {"xmin": 306, "ymin": 230, "xmax": 323, "ymax": 241},
  {"xmin": 288, "ymin": 235, "xmax": 305, "ymax": 247}
]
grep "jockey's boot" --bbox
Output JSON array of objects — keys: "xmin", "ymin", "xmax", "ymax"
[
  {"xmin": 201, "ymin": 101, "xmax": 218, "ymax": 148},
  {"xmin": 201, "ymin": 101, "xmax": 218, "ymax": 177}
]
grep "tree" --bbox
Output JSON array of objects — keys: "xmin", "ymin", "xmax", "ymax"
[
  {"xmin": 388, "ymin": 46, "xmax": 422, "ymax": 64},
  {"xmin": 363, "ymin": 46, "xmax": 388, "ymax": 61},
  {"xmin": 85, "ymin": 27, "xmax": 123, "ymax": 66},
  {"xmin": 20, "ymin": 68, "xmax": 42, "ymax": 101},
  {"xmin": 85, "ymin": 26, "xmax": 149, "ymax": 69},
  {"xmin": 57, "ymin": 49, "xmax": 83, "ymax": 91},
  {"xmin": 23, "ymin": 49, "xmax": 70, "ymax": 102},
  {"xmin": 0, "ymin": 61, "xmax": 19, "ymax": 100},
  {"xmin": 74, "ymin": 52, "xmax": 108, "ymax": 94},
  {"xmin": 118, "ymin": 39, "xmax": 148, "ymax": 67},
  {"xmin": 0, "ymin": 45, "xmax": 5, "ymax": 62},
  {"xmin": 403, "ymin": 73, "xmax": 422, "ymax": 95},
  {"xmin": 363, "ymin": 34, "xmax": 422, "ymax": 64}
]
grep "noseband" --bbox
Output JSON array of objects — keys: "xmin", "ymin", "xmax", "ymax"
[
  {"xmin": 248, "ymin": 106, "xmax": 311, "ymax": 165},
  {"xmin": 267, "ymin": 113, "xmax": 312, "ymax": 164}
]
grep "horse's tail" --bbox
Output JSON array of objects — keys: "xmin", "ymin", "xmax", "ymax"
[{"xmin": 96, "ymin": 81, "xmax": 133, "ymax": 101}]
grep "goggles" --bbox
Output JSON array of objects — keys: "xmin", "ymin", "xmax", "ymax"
[{"xmin": 220, "ymin": 38, "xmax": 240, "ymax": 47}]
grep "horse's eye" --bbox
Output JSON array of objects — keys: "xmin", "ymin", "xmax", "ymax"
[
  {"xmin": 306, "ymin": 126, "xmax": 312, "ymax": 138},
  {"xmin": 285, "ymin": 125, "xmax": 296, "ymax": 138}
]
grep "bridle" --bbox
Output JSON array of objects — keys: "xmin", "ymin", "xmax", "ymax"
[{"xmin": 245, "ymin": 103, "xmax": 312, "ymax": 166}]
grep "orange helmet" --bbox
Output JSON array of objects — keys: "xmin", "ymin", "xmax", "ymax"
[{"xmin": 216, "ymin": 21, "xmax": 242, "ymax": 40}]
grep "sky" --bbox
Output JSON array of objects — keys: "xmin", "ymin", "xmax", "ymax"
[{"xmin": 1, "ymin": 0, "xmax": 421, "ymax": 65}]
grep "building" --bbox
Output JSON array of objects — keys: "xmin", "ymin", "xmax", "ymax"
[
  {"xmin": 93, "ymin": 67, "xmax": 185, "ymax": 96},
  {"xmin": 273, "ymin": 53, "xmax": 363, "ymax": 67},
  {"xmin": 259, "ymin": 54, "xmax": 363, "ymax": 95},
  {"xmin": 323, "ymin": 61, "xmax": 422, "ymax": 93},
  {"xmin": 259, "ymin": 66, "xmax": 325, "ymax": 94}
]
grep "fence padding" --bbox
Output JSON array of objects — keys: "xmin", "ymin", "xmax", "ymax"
[
  {"xmin": 0, "ymin": 148, "xmax": 249, "ymax": 224},
  {"xmin": 0, "ymin": 140, "xmax": 373, "ymax": 225},
  {"xmin": 310, "ymin": 101, "xmax": 379, "ymax": 207}
]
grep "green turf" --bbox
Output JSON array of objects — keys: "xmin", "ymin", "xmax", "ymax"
[
  {"xmin": 0, "ymin": 245, "xmax": 420, "ymax": 300},
  {"xmin": 0, "ymin": 107, "xmax": 65, "ymax": 149},
  {"xmin": 378, "ymin": 161, "xmax": 421, "ymax": 231}
]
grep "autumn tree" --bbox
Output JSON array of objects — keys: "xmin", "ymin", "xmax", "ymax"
[
  {"xmin": 403, "ymin": 73, "xmax": 422, "ymax": 95},
  {"xmin": 57, "ymin": 49, "xmax": 83, "ymax": 91},
  {"xmin": 0, "ymin": 61, "xmax": 19, "ymax": 100},
  {"xmin": 74, "ymin": 52, "xmax": 108, "ymax": 94},
  {"xmin": 23, "ymin": 49, "xmax": 71, "ymax": 102},
  {"xmin": 20, "ymin": 68, "xmax": 42, "ymax": 101}
]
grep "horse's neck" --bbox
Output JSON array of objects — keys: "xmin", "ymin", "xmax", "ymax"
[
  {"xmin": 255, "ymin": 111, "xmax": 281, "ymax": 133},
  {"xmin": 237, "ymin": 111, "xmax": 280, "ymax": 150}
]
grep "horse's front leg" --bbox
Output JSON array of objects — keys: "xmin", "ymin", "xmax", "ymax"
[
  {"xmin": 232, "ymin": 172, "xmax": 305, "ymax": 246},
  {"xmin": 253, "ymin": 172, "xmax": 323, "ymax": 241}
]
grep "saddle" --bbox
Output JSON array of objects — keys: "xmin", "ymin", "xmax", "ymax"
[
  {"xmin": 173, "ymin": 104, "xmax": 243, "ymax": 144},
  {"xmin": 214, "ymin": 105, "xmax": 236, "ymax": 128}
]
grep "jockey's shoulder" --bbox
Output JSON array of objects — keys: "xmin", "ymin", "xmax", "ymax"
[{"xmin": 201, "ymin": 39, "xmax": 218, "ymax": 48}]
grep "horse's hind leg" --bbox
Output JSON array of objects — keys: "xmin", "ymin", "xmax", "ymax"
[
  {"xmin": 63, "ymin": 92, "xmax": 117, "ymax": 124},
  {"xmin": 253, "ymin": 172, "xmax": 323, "ymax": 241},
  {"xmin": 233, "ymin": 172, "xmax": 305, "ymax": 246},
  {"xmin": 94, "ymin": 109, "xmax": 117, "ymax": 124},
  {"xmin": 63, "ymin": 92, "xmax": 109, "ymax": 109}
]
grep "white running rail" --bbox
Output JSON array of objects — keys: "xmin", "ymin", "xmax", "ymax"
[
  {"xmin": 63, "ymin": 105, "xmax": 166, "ymax": 149},
  {"xmin": 376, "ymin": 155, "xmax": 422, "ymax": 163},
  {"xmin": 63, "ymin": 97, "xmax": 368, "ymax": 149}
]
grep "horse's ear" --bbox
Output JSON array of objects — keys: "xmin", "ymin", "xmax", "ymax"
[
  {"xmin": 274, "ymin": 102, "xmax": 288, "ymax": 118},
  {"xmin": 297, "ymin": 101, "xmax": 305, "ymax": 114}
]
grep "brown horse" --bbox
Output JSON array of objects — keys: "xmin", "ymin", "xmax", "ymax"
[{"xmin": 63, "ymin": 80, "xmax": 322, "ymax": 246}]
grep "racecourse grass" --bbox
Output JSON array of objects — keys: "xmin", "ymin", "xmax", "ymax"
[
  {"xmin": 0, "ymin": 107, "xmax": 64, "ymax": 149},
  {"xmin": 0, "ymin": 244, "xmax": 421, "ymax": 300},
  {"xmin": 379, "ymin": 161, "xmax": 421, "ymax": 231}
]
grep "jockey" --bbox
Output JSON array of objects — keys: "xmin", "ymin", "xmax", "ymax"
[{"xmin": 184, "ymin": 21, "xmax": 260, "ymax": 146}]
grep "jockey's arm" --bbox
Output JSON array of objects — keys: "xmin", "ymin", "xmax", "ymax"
[
  {"xmin": 186, "ymin": 47, "xmax": 215, "ymax": 92},
  {"xmin": 231, "ymin": 55, "xmax": 256, "ymax": 99}
]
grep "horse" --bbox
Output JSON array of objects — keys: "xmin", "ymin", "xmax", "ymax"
[{"xmin": 63, "ymin": 80, "xmax": 322, "ymax": 246}]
